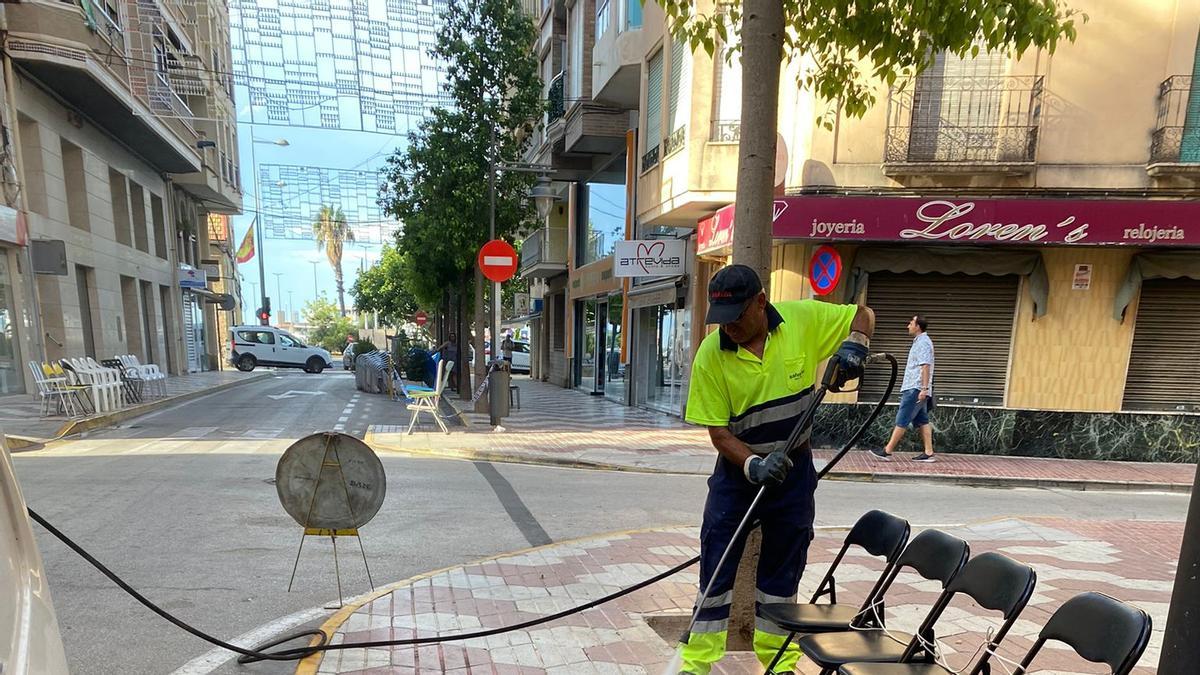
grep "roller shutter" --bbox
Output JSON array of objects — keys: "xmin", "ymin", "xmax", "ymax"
[
  {"xmin": 1122, "ymin": 278, "xmax": 1200, "ymax": 412},
  {"xmin": 861, "ymin": 272, "xmax": 1019, "ymax": 406}
]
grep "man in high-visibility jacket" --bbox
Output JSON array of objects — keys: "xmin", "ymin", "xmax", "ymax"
[{"xmin": 681, "ymin": 264, "xmax": 875, "ymax": 674}]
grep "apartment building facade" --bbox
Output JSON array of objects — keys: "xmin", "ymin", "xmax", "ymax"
[
  {"xmin": 638, "ymin": 0, "xmax": 1200, "ymax": 459},
  {"xmin": 519, "ymin": 0, "xmax": 640, "ymax": 405},
  {"xmin": 0, "ymin": 0, "xmax": 242, "ymax": 395}
]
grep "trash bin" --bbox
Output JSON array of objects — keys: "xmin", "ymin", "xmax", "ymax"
[{"xmin": 487, "ymin": 359, "xmax": 511, "ymax": 425}]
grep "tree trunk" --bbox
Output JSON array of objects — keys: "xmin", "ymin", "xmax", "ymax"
[
  {"xmin": 732, "ymin": 0, "xmax": 784, "ymax": 294},
  {"xmin": 728, "ymin": 0, "xmax": 785, "ymax": 644},
  {"xmin": 335, "ymin": 258, "xmax": 347, "ymax": 316},
  {"xmin": 473, "ymin": 268, "xmax": 488, "ymax": 413}
]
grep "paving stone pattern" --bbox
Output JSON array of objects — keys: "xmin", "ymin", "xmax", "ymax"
[{"xmin": 312, "ymin": 516, "xmax": 1176, "ymax": 674}]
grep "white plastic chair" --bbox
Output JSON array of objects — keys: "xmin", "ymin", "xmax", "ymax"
[
  {"xmin": 28, "ymin": 361, "xmax": 84, "ymax": 418},
  {"xmin": 64, "ymin": 358, "xmax": 121, "ymax": 413},
  {"xmin": 119, "ymin": 355, "xmax": 167, "ymax": 397},
  {"xmin": 406, "ymin": 360, "xmax": 453, "ymax": 435}
]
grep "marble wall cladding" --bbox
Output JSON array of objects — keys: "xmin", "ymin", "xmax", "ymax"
[{"xmin": 813, "ymin": 403, "xmax": 1200, "ymax": 463}]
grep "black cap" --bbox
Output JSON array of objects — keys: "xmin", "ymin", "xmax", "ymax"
[{"xmin": 705, "ymin": 264, "xmax": 763, "ymax": 324}]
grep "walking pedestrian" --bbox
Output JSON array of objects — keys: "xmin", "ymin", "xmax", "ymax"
[
  {"xmin": 501, "ymin": 333, "xmax": 514, "ymax": 364},
  {"xmin": 682, "ymin": 264, "xmax": 875, "ymax": 675},
  {"xmin": 871, "ymin": 315, "xmax": 936, "ymax": 462},
  {"xmin": 435, "ymin": 333, "xmax": 460, "ymax": 390}
]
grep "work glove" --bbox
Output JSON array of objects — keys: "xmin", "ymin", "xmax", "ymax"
[
  {"xmin": 831, "ymin": 339, "xmax": 870, "ymax": 390},
  {"xmin": 745, "ymin": 451, "xmax": 793, "ymax": 487}
]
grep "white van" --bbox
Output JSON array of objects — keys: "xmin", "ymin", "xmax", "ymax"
[
  {"xmin": 1, "ymin": 429, "xmax": 71, "ymax": 674},
  {"xmin": 229, "ymin": 325, "xmax": 335, "ymax": 373}
]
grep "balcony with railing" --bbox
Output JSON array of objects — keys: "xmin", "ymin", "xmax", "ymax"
[
  {"xmin": 519, "ymin": 226, "xmax": 569, "ymax": 278},
  {"xmin": 1148, "ymin": 75, "xmax": 1200, "ymax": 176},
  {"xmin": 883, "ymin": 75, "xmax": 1044, "ymax": 175},
  {"xmin": 547, "ymin": 72, "xmax": 566, "ymax": 125},
  {"xmin": 710, "ymin": 120, "xmax": 741, "ymax": 143}
]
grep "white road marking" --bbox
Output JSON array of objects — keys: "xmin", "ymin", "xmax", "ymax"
[
  {"xmin": 168, "ymin": 606, "xmax": 328, "ymax": 675},
  {"xmin": 338, "ymin": 416, "xmax": 349, "ymax": 423},
  {"xmin": 169, "ymin": 427, "xmax": 219, "ymax": 440}
]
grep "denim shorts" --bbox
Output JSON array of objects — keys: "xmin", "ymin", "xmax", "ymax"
[{"xmin": 895, "ymin": 388, "xmax": 930, "ymax": 428}]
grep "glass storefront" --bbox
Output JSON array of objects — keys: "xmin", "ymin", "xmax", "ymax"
[
  {"xmin": 634, "ymin": 301, "xmax": 690, "ymax": 415},
  {"xmin": 575, "ymin": 293, "xmax": 626, "ymax": 401},
  {"xmin": 603, "ymin": 294, "xmax": 624, "ymax": 403},
  {"xmin": 0, "ymin": 250, "xmax": 24, "ymax": 395}
]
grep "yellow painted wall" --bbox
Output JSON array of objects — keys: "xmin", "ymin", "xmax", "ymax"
[{"xmin": 1007, "ymin": 249, "xmax": 1139, "ymax": 412}]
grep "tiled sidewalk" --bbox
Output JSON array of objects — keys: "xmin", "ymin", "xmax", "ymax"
[
  {"xmin": 0, "ymin": 369, "xmax": 269, "ymax": 444},
  {"xmin": 367, "ymin": 380, "xmax": 1196, "ymax": 491},
  {"xmin": 305, "ymin": 516, "xmax": 1176, "ymax": 674}
]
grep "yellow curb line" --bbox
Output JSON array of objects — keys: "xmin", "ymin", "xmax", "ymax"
[
  {"xmin": 367, "ymin": 438, "xmax": 694, "ymax": 474},
  {"xmin": 295, "ymin": 524, "xmax": 700, "ymax": 675}
]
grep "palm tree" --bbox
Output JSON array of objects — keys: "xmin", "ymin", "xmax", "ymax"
[{"xmin": 313, "ymin": 205, "xmax": 354, "ymax": 315}]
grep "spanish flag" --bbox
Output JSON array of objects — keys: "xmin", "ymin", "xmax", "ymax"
[{"xmin": 235, "ymin": 220, "xmax": 255, "ymax": 264}]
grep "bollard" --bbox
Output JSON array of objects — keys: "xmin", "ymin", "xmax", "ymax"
[{"xmin": 487, "ymin": 359, "xmax": 511, "ymax": 427}]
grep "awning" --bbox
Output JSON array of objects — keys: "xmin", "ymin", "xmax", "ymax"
[
  {"xmin": 627, "ymin": 275, "xmax": 687, "ymax": 310},
  {"xmin": 503, "ymin": 312, "xmax": 542, "ymax": 327},
  {"xmin": 187, "ymin": 287, "xmax": 236, "ymax": 310}
]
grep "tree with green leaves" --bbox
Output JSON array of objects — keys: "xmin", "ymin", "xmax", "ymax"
[
  {"xmin": 302, "ymin": 296, "xmax": 358, "ymax": 353},
  {"xmin": 350, "ymin": 244, "xmax": 420, "ymax": 327},
  {"xmin": 660, "ymin": 0, "xmax": 1084, "ymax": 288},
  {"xmin": 313, "ymin": 205, "xmax": 354, "ymax": 316},
  {"xmin": 377, "ymin": 0, "xmax": 541, "ymax": 400}
]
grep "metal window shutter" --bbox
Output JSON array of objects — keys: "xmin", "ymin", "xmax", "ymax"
[
  {"xmin": 646, "ymin": 50, "xmax": 663, "ymax": 149},
  {"xmin": 1122, "ymin": 278, "xmax": 1200, "ymax": 412},
  {"xmin": 715, "ymin": 46, "xmax": 742, "ymax": 121},
  {"xmin": 668, "ymin": 37, "xmax": 690, "ymax": 131},
  {"xmin": 1180, "ymin": 32, "xmax": 1200, "ymax": 161},
  {"xmin": 861, "ymin": 272, "xmax": 1019, "ymax": 406}
]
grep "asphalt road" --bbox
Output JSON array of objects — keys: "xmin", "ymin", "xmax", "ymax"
[{"xmin": 10, "ymin": 372, "xmax": 1190, "ymax": 674}]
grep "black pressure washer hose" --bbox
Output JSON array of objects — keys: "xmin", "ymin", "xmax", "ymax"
[{"xmin": 26, "ymin": 352, "xmax": 898, "ymax": 664}]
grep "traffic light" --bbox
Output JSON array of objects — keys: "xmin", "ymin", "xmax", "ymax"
[{"xmin": 258, "ymin": 297, "xmax": 271, "ymax": 325}]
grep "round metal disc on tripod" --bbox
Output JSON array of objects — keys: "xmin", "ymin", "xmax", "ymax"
[{"xmin": 275, "ymin": 432, "xmax": 386, "ymax": 530}]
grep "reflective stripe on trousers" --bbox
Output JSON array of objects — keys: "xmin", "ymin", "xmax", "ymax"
[{"xmin": 679, "ymin": 453, "xmax": 816, "ymax": 673}]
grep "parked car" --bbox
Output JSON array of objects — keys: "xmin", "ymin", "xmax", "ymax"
[
  {"xmin": 229, "ymin": 325, "xmax": 334, "ymax": 373},
  {"xmin": 343, "ymin": 341, "xmax": 372, "ymax": 370},
  {"xmin": 509, "ymin": 339, "xmax": 530, "ymax": 373}
]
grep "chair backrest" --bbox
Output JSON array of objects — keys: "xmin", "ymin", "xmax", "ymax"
[
  {"xmin": 1015, "ymin": 592, "xmax": 1152, "ymax": 675},
  {"xmin": 899, "ymin": 552, "xmax": 1037, "ymax": 670},
  {"xmin": 434, "ymin": 360, "xmax": 454, "ymax": 396},
  {"xmin": 894, "ymin": 529, "xmax": 970, "ymax": 587},
  {"xmin": 808, "ymin": 510, "xmax": 910, "ymax": 612},
  {"xmin": 28, "ymin": 361, "xmax": 48, "ymax": 389}
]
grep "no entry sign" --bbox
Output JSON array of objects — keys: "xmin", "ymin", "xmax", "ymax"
[
  {"xmin": 414, "ymin": 311, "xmax": 428, "ymax": 326},
  {"xmin": 478, "ymin": 239, "xmax": 518, "ymax": 283},
  {"xmin": 808, "ymin": 245, "xmax": 842, "ymax": 296}
]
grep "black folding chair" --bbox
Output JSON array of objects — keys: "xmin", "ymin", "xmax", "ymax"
[
  {"xmin": 101, "ymin": 358, "xmax": 143, "ymax": 404},
  {"xmin": 1012, "ymin": 592, "xmax": 1152, "ymax": 675},
  {"xmin": 760, "ymin": 511, "xmax": 911, "ymax": 672},
  {"xmin": 837, "ymin": 552, "xmax": 1037, "ymax": 675},
  {"xmin": 788, "ymin": 529, "xmax": 970, "ymax": 675}
]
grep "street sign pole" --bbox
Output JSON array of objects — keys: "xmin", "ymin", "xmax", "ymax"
[{"xmin": 489, "ymin": 125, "xmax": 500, "ymax": 369}]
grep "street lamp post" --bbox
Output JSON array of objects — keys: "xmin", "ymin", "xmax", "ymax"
[
  {"xmin": 309, "ymin": 260, "xmax": 319, "ymax": 301},
  {"xmin": 272, "ymin": 272, "xmax": 284, "ymax": 324},
  {"xmin": 249, "ymin": 136, "xmax": 289, "ymax": 325},
  {"xmin": 487, "ymin": 125, "xmax": 558, "ymax": 373}
]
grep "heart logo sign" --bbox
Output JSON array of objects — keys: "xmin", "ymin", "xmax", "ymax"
[{"xmin": 635, "ymin": 241, "xmax": 666, "ymax": 274}]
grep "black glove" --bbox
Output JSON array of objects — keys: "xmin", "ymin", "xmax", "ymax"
[
  {"xmin": 745, "ymin": 451, "xmax": 793, "ymax": 487},
  {"xmin": 831, "ymin": 339, "xmax": 869, "ymax": 390}
]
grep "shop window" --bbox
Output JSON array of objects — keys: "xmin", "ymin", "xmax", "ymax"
[
  {"xmin": 579, "ymin": 183, "xmax": 626, "ymax": 266},
  {"xmin": 0, "ymin": 253, "xmax": 25, "ymax": 394},
  {"xmin": 552, "ymin": 293, "xmax": 566, "ymax": 350},
  {"xmin": 1123, "ymin": 278, "xmax": 1200, "ymax": 412},
  {"xmin": 861, "ymin": 271, "xmax": 1019, "ymax": 406}
]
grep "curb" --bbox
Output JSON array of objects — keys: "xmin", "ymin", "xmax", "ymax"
[
  {"xmin": 364, "ymin": 439, "xmax": 1193, "ymax": 494},
  {"xmin": 4, "ymin": 373, "xmax": 272, "ymax": 450}
]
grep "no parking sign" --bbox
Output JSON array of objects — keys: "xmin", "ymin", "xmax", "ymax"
[{"xmin": 808, "ymin": 245, "xmax": 842, "ymax": 296}]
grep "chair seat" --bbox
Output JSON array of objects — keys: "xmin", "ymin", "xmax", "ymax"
[
  {"xmin": 758, "ymin": 602, "xmax": 862, "ymax": 633},
  {"xmin": 840, "ymin": 663, "xmax": 948, "ymax": 675},
  {"xmin": 798, "ymin": 629, "xmax": 912, "ymax": 669}
]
